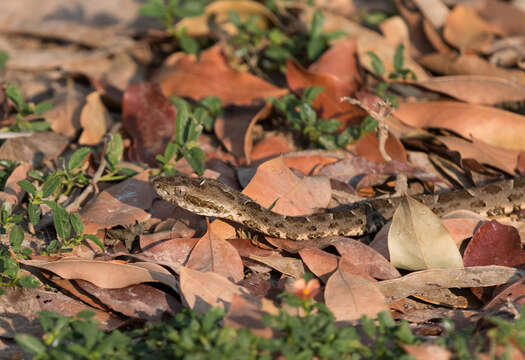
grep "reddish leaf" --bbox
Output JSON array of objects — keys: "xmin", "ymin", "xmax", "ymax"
[
  {"xmin": 122, "ymin": 82, "xmax": 176, "ymax": 165},
  {"xmin": 463, "ymin": 220, "xmax": 525, "ymax": 267}
]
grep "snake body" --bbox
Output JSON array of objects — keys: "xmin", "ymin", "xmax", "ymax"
[{"xmin": 153, "ymin": 175, "xmax": 525, "ymax": 241}]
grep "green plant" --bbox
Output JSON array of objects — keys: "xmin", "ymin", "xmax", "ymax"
[
  {"xmin": 0, "ymin": 50, "xmax": 9, "ymax": 71},
  {"xmin": 139, "ymin": 0, "xmax": 208, "ymax": 54},
  {"xmin": 0, "ymin": 202, "xmax": 23, "ymax": 234},
  {"xmin": 225, "ymin": 9, "xmax": 345, "ymax": 74},
  {"xmin": 0, "ymin": 159, "xmax": 19, "ymax": 191},
  {"xmin": 367, "ymin": 43, "xmax": 417, "ymax": 108},
  {"xmin": 0, "ymin": 224, "xmax": 39, "ymax": 295},
  {"xmin": 270, "ymin": 87, "xmax": 363, "ymax": 150},
  {"xmin": 98, "ymin": 133, "xmax": 138, "ymax": 182},
  {"xmin": 156, "ymin": 96, "xmax": 222, "ymax": 176},
  {"xmin": 4, "ymin": 83, "xmax": 52, "ymax": 132}
]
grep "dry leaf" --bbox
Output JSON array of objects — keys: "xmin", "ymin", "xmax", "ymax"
[
  {"xmin": 298, "ymin": 247, "xmax": 338, "ymax": 283},
  {"xmin": 186, "ymin": 230, "xmax": 244, "ymax": 282},
  {"xmin": 179, "ymin": 267, "xmax": 246, "ymax": 314},
  {"xmin": 388, "ymin": 195, "xmax": 463, "ymax": 271},
  {"xmin": 377, "ymin": 265, "xmax": 522, "ymax": 302},
  {"xmin": 248, "ymin": 253, "xmax": 305, "ymax": 279},
  {"xmin": 402, "ymin": 343, "xmax": 451, "ymax": 360},
  {"xmin": 324, "ymin": 259, "xmax": 389, "ymax": 321},
  {"xmin": 78, "ymin": 91, "xmax": 113, "ymax": 145}
]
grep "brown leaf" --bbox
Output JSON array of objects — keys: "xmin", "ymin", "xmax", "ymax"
[
  {"xmin": 250, "ymin": 136, "xmax": 291, "ymax": 162},
  {"xmin": 224, "ymin": 294, "xmax": 276, "ymax": 338},
  {"xmin": 418, "ymin": 53, "xmax": 525, "ymax": 84},
  {"xmin": 155, "ymin": 45, "xmax": 288, "ymax": 106},
  {"xmin": 0, "ymin": 131, "xmax": 69, "ymax": 168},
  {"xmin": 248, "ymin": 253, "xmax": 304, "ymax": 279},
  {"xmin": 353, "ymin": 131, "xmax": 407, "ymax": 163},
  {"xmin": 485, "ymin": 277, "xmax": 525, "ymax": 309},
  {"xmin": 298, "ymin": 247, "xmax": 338, "ymax": 283},
  {"xmin": 334, "ymin": 239, "xmax": 401, "ymax": 280},
  {"xmin": 74, "ymin": 280, "xmax": 181, "ymax": 321},
  {"xmin": 47, "ymin": 89, "xmax": 86, "ymax": 138},
  {"xmin": 470, "ymin": 0, "xmax": 525, "ymax": 36},
  {"xmin": 122, "ymin": 82, "xmax": 176, "ymax": 165},
  {"xmin": 78, "ymin": 91, "xmax": 114, "ymax": 145},
  {"xmin": 0, "ymin": 161, "xmax": 30, "ymax": 207},
  {"xmin": 138, "ymin": 237, "xmax": 199, "ymax": 274},
  {"xmin": 20, "ymin": 258, "xmax": 178, "ymax": 290},
  {"xmin": 443, "ymin": 5, "xmax": 502, "ymax": 53},
  {"xmin": 286, "ymin": 59, "xmax": 364, "ymax": 127},
  {"xmin": 186, "ymin": 230, "xmax": 244, "ymax": 282},
  {"xmin": 179, "ymin": 267, "xmax": 246, "ymax": 314},
  {"xmin": 377, "ymin": 265, "xmax": 522, "ymax": 303},
  {"xmin": 324, "ymin": 259, "xmax": 389, "ymax": 321},
  {"xmin": 463, "ymin": 220, "xmax": 525, "ymax": 267},
  {"xmin": 416, "ymin": 76, "xmax": 525, "ymax": 105},
  {"xmin": 81, "ymin": 172, "xmax": 152, "ymax": 234},
  {"xmin": 396, "ymin": 101, "xmax": 525, "ymax": 150},
  {"xmin": 242, "ymin": 157, "xmax": 331, "ymax": 215}
]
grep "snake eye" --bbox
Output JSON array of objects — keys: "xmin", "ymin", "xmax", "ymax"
[{"xmin": 174, "ymin": 186, "xmax": 187, "ymax": 197}]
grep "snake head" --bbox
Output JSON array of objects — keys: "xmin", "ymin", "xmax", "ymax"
[{"xmin": 152, "ymin": 175, "xmax": 240, "ymax": 217}]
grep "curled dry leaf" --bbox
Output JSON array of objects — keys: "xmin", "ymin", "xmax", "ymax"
[
  {"xmin": 377, "ymin": 265, "xmax": 522, "ymax": 303},
  {"xmin": 416, "ymin": 76, "xmax": 525, "ymax": 105},
  {"xmin": 388, "ymin": 195, "xmax": 463, "ymax": 271},
  {"xmin": 186, "ymin": 229, "xmax": 244, "ymax": 282},
  {"xmin": 324, "ymin": 259, "xmax": 389, "ymax": 322},
  {"xmin": 19, "ymin": 258, "xmax": 178, "ymax": 291},
  {"xmin": 179, "ymin": 266, "xmax": 247, "ymax": 315}
]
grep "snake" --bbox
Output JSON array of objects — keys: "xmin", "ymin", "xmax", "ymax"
[{"xmin": 152, "ymin": 175, "xmax": 525, "ymax": 241}]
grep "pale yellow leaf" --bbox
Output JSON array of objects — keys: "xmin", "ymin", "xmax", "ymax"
[{"xmin": 388, "ymin": 195, "xmax": 463, "ymax": 270}]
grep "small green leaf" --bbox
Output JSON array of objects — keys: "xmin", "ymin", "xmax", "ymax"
[
  {"xmin": 175, "ymin": 0, "xmax": 205, "ymax": 17},
  {"xmin": 310, "ymin": 10, "xmax": 324, "ymax": 39},
  {"xmin": 46, "ymin": 239, "xmax": 59, "ymax": 252},
  {"xmin": 186, "ymin": 120, "xmax": 203, "ymax": 143},
  {"xmin": 307, "ymin": 38, "xmax": 326, "ymax": 61},
  {"xmin": 85, "ymin": 234, "xmax": 105, "ymax": 252},
  {"xmin": 317, "ymin": 119, "xmax": 341, "ymax": 133},
  {"xmin": 5, "ymin": 83, "xmax": 24, "ymax": 110},
  {"xmin": 9, "ymin": 225, "xmax": 24, "ymax": 250},
  {"xmin": 105, "ymin": 133, "xmax": 123, "ymax": 171},
  {"xmin": 139, "ymin": 0, "xmax": 169, "ymax": 20},
  {"xmin": 171, "ymin": 97, "xmax": 190, "ymax": 145},
  {"xmin": 299, "ymin": 103, "xmax": 316, "ymax": 124},
  {"xmin": 34, "ymin": 101, "xmax": 52, "ymax": 115},
  {"xmin": 70, "ymin": 213, "xmax": 84, "ymax": 236},
  {"xmin": 47, "ymin": 202, "xmax": 71, "ymax": 240},
  {"xmin": 360, "ymin": 116, "xmax": 378, "ymax": 132},
  {"xmin": 177, "ymin": 28, "xmax": 199, "ymax": 54},
  {"xmin": 184, "ymin": 147, "xmax": 205, "ymax": 175},
  {"xmin": 41, "ymin": 173, "xmax": 60, "ymax": 198},
  {"xmin": 393, "ymin": 44, "xmax": 405, "ymax": 73},
  {"xmin": 367, "ymin": 51, "xmax": 385, "ymax": 75},
  {"xmin": 28, "ymin": 203, "xmax": 41, "ymax": 225},
  {"xmin": 14, "ymin": 334, "xmax": 46, "ymax": 355},
  {"xmin": 228, "ymin": 10, "xmax": 242, "ymax": 27},
  {"xmin": 68, "ymin": 147, "xmax": 91, "ymax": 171},
  {"xmin": 17, "ymin": 179, "xmax": 37, "ymax": 196},
  {"xmin": 0, "ymin": 51, "xmax": 9, "ymax": 71},
  {"xmin": 29, "ymin": 121, "xmax": 51, "ymax": 132},
  {"xmin": 303, "ymin": 87, "xmax": 324, "ymax": 103},
  {"xmin": 318, "ymin": 135, "xmax": 337, "ymax": 150},
  {"xmin": 17, "ymin": 275, "xmax": 40, "ymax": 289}
]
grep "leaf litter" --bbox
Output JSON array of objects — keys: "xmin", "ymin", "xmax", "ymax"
[{"xmin": 1, "ymin": 0, "xmax": 525, "ymax": 357}]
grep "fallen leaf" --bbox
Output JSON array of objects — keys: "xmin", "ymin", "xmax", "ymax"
[
  {"xmin": 186, "ymin": 230, "xmax": 244, "ymax": 282},
  {"xmin": 155, "ymin": 45, "xmax": 288, "ymax": 106},
  {"xmin": 388, "ymin": 195, "xmax": 463, "ymax": 271},
  {"xmin": 20, "ymin": 258, "xmax": 178, "ymax": 290},
  {"xmin": 250, "ymin": 136, "xmax": 291, "ymax": 162},
  {"xmin": 248, "ymin": 253, "xmax": 305, "ymax": 279},
  {"xmin": 138, "ymin": 237, "xmax": 199, "ymax": 274},
  {"xmin": 122, "ymin": 82, "xmax": 176, "ymax": 165},
  {"xmin": 224, "ymin": 294, "xmax": 275, "ymax": 338},
  {"xmin": 324, "ymin": 259, "xmax": 389, "ymax": 321},
  {"xmin": 463, "ymin": 220, "xmax": 525, "ymax": 267},
  {"xmin": 78, "ymin": 91, "xmax": 114, "ymax": 145},
  {"xmin": 443, "ymin": 5, "xmax": 502, "ymax": 53},
  {"xmin": 179, "ymin": 267, "xmax": 246, "ymax": 314},
  {"xmin": 334, "ymin": 239, "xmax": 401, "ymax": 280},
  {"xmin": 298, "ymin": 247, "xmax": 338, "ymax": 283},
  {"xmin": 416, "ymin": 75, "xmax": 525, "ymax": 105},
  {"xmin": 0, "ymin": 161, "xmax": 30, "ymax": 207},
  {"xmin": 377, "ymin": 265, "xmax": 522, "ymax": 302},
  {"xmin": 485, "ymin": 277, "xmax": 525, "ymax": 309},
  {"xmin": 243, "ymin": 156, "xmax": 331, "ymax": 215}
]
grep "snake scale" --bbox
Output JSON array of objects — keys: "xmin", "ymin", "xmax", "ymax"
[{"xmin": 153, "ymin": 175, "xmax": 525, "ymax": 241}]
